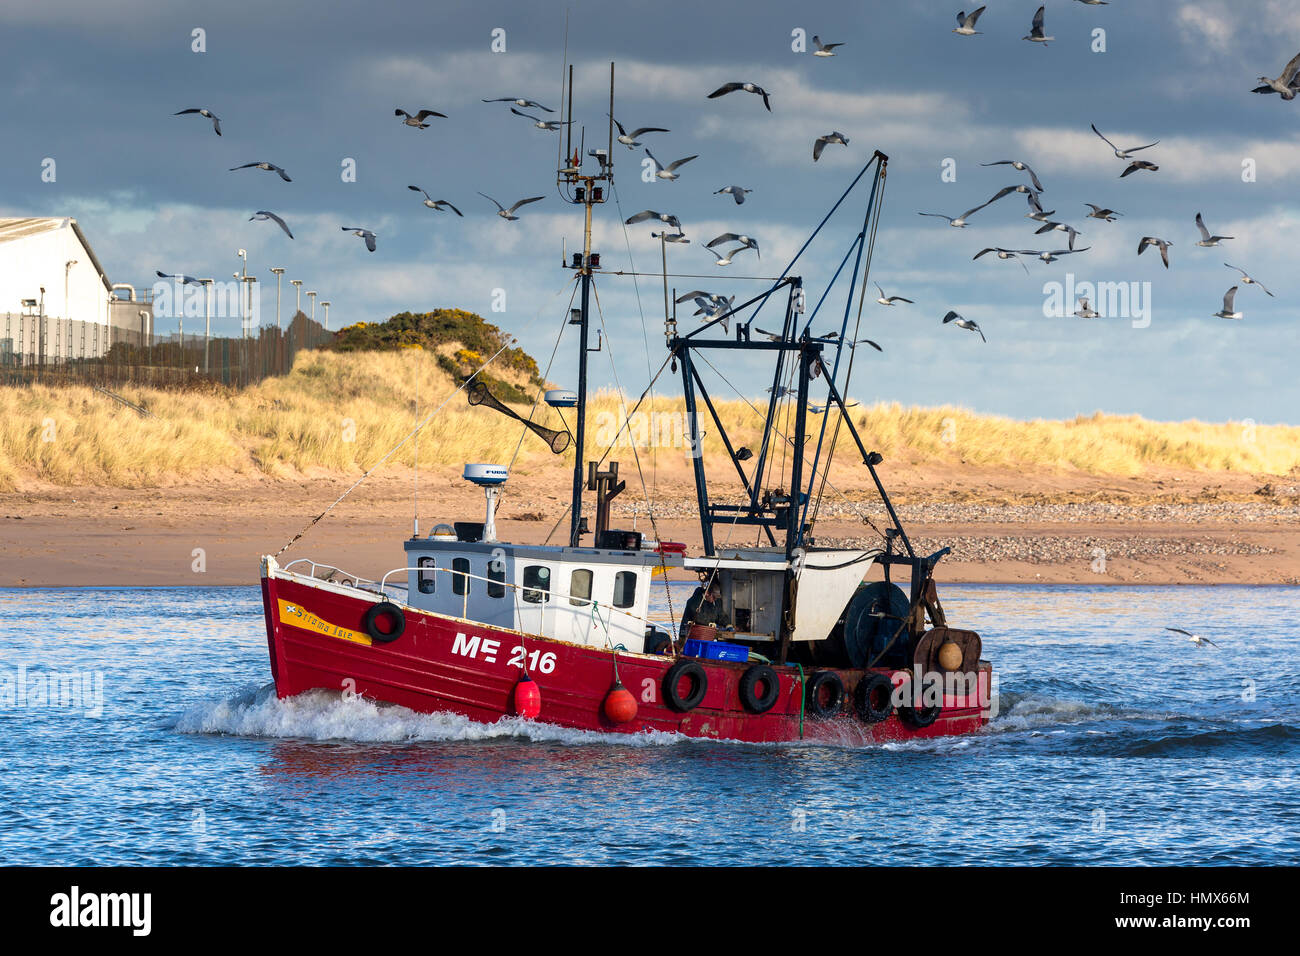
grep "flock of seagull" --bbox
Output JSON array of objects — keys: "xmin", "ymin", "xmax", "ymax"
[{"xmin": 168, "ymin": 10, "xmax": 1297, "ymax": 349}]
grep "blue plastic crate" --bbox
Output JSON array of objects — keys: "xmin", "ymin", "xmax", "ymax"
[{"xmin": 683, "ymin": 638, "xmax": 748, "ymax": 663}]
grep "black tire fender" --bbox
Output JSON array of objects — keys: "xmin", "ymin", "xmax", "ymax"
[
  {"xmin": 805, "ymin": 671, "xmax": 844, "ymax": 718},
  {"xmin": 738, "ymin": 664, "xmax": 780, "ymax": 714},
  {"xmin": 901, "ymin": 703, "xmax": 941, "ymax": 728},
  {"xmin": 664, "ymin": 659, "xmax": 708, "ymax": 712},
  {"xmin": 853, "ymin": 672, "xmax": 895, "ymax": 724},
  {"xmin": 363, "ymin": 602, "xmax": 406, "ymax": 643}
]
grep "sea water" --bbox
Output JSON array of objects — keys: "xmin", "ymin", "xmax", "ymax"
[{"xmin": 0, "ymin": 584, "xmax": 1296, "ymax": 865}]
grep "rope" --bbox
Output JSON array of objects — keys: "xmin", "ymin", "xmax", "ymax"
[
  {"xmin": 590, "ymin": 282, "xmax": 677, "ymax": 628},
  {"xmin": 809, "ymin": 164, "xmax": 889, "ymax": 534},
  {"xmin": 610, "ymin": 179, "xmax": 660, "ymax": 498},
  {"xmin": 793, "ymin": 662, "xmax": 805, "ymax": 739},
  {"xmin": 274, "ymin": 340, "xmax": 516, "ymax": 557}
]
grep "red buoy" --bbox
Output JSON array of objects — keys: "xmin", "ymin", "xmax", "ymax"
[
  {"xmin": 514, "ymin": 674, "xmax": 541, "ymax": 718},
  {"xmin": 603, "ymin": 681, "xmax": 638, "ymax": 724}
]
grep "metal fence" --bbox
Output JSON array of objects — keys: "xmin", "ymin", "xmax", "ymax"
[{"xmin": 0, "ymin": 311, "xmax": 333, "ymax": 389}]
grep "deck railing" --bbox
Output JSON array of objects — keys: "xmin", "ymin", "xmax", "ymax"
[{"xmin": 278, "ymin": 559, "xmax": 676, "ymax": 649}]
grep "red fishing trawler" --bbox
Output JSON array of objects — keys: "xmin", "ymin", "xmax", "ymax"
[{"xmin": 260, "ymin": 65, "xmax": 994, "ymax": 745}]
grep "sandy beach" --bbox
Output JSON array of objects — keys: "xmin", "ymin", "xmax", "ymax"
[{"xmin": 3, "ymin": 463, "xmax": 1296, "ymax": 588}]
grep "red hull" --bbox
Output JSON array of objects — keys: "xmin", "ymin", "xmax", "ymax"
[{"xmin": 261, "ymin": 572, "xmax": 991, "ymax": 745}]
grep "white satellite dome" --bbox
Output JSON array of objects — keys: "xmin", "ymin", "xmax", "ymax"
[
  {"xmin": 463, "ymin": 463, "xmax": 509, "ymax": 485},
  {"xmin": 545, "ymin": 389, "xmax": 578, "ymax": 408}
]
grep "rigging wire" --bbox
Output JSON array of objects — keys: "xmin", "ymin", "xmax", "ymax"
[
  {"xmin": 694, "ymin": 349, "xmax": 891, "ymax": 546},
  {"xmin": 809, "ymin": 169, "xmax": 888, "ymax": 532},
  {"xmin": 589, "ymin": 280, "xmax": 676, "ymax": 627},
  {"xmin": 610, "ymin": 178, "xmax": 659, "ymax": 499}
]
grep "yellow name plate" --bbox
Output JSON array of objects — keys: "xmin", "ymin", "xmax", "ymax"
[{"xmin": 278, "ymin": 598, "xmax": 372, "ymax": 646}]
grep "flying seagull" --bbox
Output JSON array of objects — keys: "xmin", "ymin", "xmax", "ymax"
[
  {"xmin": 812, "ymin": 35, "xmax": 845, "ymax": 57},
  {"xmin": 645, "ymin": 149, "xmax": 698, "ymax": 181},
  {"xmin": 610, "ymin": 116, "xmax": 668, "ymax": 149},
  {"xmin": 1195, "ymin": 212, "xmax": 1233, "ymax": 247},
  {"xmin": 479, "ymin": 193, "xmax": 545, "ymax": 221},
  {"xmin": 918, "ymin": 202, "xmax": 990, "ymax": 227},
  {"xmin": 707, "ymin": 233, "xmax": 760, "ymax": 258},
  {"xmin": 651, "ymin": 231, "xmax": 690, "ymax": 243},
  {"xmin": 1165, "ymin": 627, "xmax": 1219, "ymax": 648},
  {"xmin": 953, "ymin": 7, "xmax": 986, "ymax": 36},
  {"xmin": 1074, "ymin": 298, "xmax": 1099, "ymax": 318},
  {"xmin": 679, "ymin": 290, "xmax": 728, "ymax": 307},
  {"xmin": 714, "ymin": 185, "xmax": 752, "ymax": 204},
  {"xmin": 809, "ymin": 401, "xmax": 863, "ymax": 414},
  {"xmin": 1251, "ymin": 51, "xmax": 1300, "ymax": 99},
  {"xmin": 395, "ymin": 108, "xmax": 446, "ymax": 128},
  {"xmin": 155, "ymin": 271, "xmax": 206, "ymax": 286},
  {"xmin": 1026, "ymin": 192, "xmax": 1056, "ymax": 222},
  {"xmin": 483, "ymin": 97, "xmax": 553, "ymax": 111},
  {"xmin": 626, "ymin": 210, "xmax": 682, "ymax": 229},
  {"xmin": 875, "ymin": 283, "xmax": 913, "ymax": 305},
  {"xmin": 753, "ymin": 327, "xmax": 787, "ymax": 341},
  {"xmin": 983, "ymin": 184, "xmax": 1041, "ymax": 209},
  {"xmin": 1121, "ymin": 160, "xmax": 1159, "ymax": 178},
  {"xmin": 813, "ymin": 131, "xmax": 850, "ymax": 161},
  {"xmin": 249, "ymin": 210, "xmax": 293, "ymax": 239},
  {"xmin": 1224, "ymin": 263, "xmax": 1273, "ymax": 296},
  {"xmin": 173, "ymin": 107, "xmax": 221, "ymax": 136},
  {"xmin": 1138, "ymin": 236, "xmax": 1173, "ymax": 268},
  {"xmin": 1034, "ymin": 220, "xmax": 1084, "ymax": 250},
  {"xmin": 842, "ymin": 339, "xmax": 882, "ymax": 352},
  {"xmin": 407, "ymin": 186, "xmax": 462, "ymax": 215},
  {"xmin": 1091, "ymin": 123, "xmax": 1159, "ymax": 160},
  {"xmin": 229, "ymin": 161, "xmax": 291, "ymax": 182},
  {"xmin": 707, "ymin": 82, "xmax": 772, "ymax": 111},
  {"xmin": 1023, "ymin": 6, "xmax": 1054, "ymax": 45},
  {"xmin": 1021, "ymin": 247, "xmax": 1091, "ymax": 264},
  {"xmin": 694, "ymin": 294, "xmax": 734, "ymax": 319},
  {"xmin": 981, "ymin": 160, "xmax": 1044, "ymax": 192},
  {"xmin": 510, "ymin": 107, "xmax": 571, "ymax": 131},
  {"xmin": 1084, "ymin": 203, "xmax": 1121, "ymax": 221},
  {"xmin": 341, "ymin": 227, "xmax": 377, "ymax": 252},
  {"xmin": 973, "ymin": 248, "xmax": 1030, "ymax": 274},
  {"xmin": 706, "ymin": 246, "xmax": 744, "ymax": 266},
  {"xmin": 943, "ymin": 310, "xmax": 986, "ymax": 342},
  {"xmin": 1214, "ymin": 286, "xmax": 1243, "ymax": 320}
]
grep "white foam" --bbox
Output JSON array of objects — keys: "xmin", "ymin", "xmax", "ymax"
[{"xmin": 174, "ymin": 683, "xmax": 686, "ymax": 747}]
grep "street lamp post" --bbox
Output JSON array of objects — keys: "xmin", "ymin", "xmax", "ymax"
[
  {"xmin": 320, "ymin": 301, "xmax": 330, "ymax": 330},
  {"xmin": 199, "ymin": 279, "xmax": 214, "ymax": 373},
  {"xmin": 290, "ymin": 279, "xmax": 302, "ymax": 321},
  {"xmin": 37, "ymin": 287, "xmax": 45, "ymax": 367},
  {"xmin": 270, "ymin": 267, "xmax": 285, "ymax": 330},
  {"xmin": 64, "ymin": 260, "xmax": 77, "ymax": 363},
  {"xmin": 242, "ymin": 275, "xmax": 258, "ymax": 386},
  {"xmin": 307, "ymin": 291, "xmax": 317, "ymax": 323}
]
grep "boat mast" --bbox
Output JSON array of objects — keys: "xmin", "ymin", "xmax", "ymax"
[{"xmin": 563, "ymin": 63, "xmax": 615, "ymax": 547}]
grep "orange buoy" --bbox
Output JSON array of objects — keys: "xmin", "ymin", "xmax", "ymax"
[
  {"xmin": 514, "ymin": 674, "xmax": 542, "ymax": 718},
  {"xmin": 603, "ymin": 681, "xmax": 637, "ymax": 724}
]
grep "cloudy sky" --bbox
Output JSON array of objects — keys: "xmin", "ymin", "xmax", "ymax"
[{"xmin": 2, "ymin": 0, "xmax": 1297, "ymax": 423}]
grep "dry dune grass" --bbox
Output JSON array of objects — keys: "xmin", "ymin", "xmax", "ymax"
[{"xmin": 0, "ymin": 349, "xmax": 1297, "ymax": 491}]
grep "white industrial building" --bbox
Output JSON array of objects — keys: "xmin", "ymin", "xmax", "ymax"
[{"xmin": 0, "ymin": 217, "xmax": 152, "ymax": 364}]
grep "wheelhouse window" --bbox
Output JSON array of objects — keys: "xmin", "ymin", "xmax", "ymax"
[
  {"xmin": 488, "ymin": 561, "xmax": 506, "ymax": 598},
  {"xmin": 522, "ymin": 565, "xmax": 551, "ymax": 603},
  {"xmin": 452, "ymin": 557, "xmax": 470, "ymax": 596},
  {"xmin": 569, "ymin": 568, "xmax": 593, "ymax": 607},
  {"xmin": 613, "ymin": 571, "xmax": 637, "ymax": 609},
  {"xmin": 417, "ymin": 557, "xmax": 436, "ymax": 594}
]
